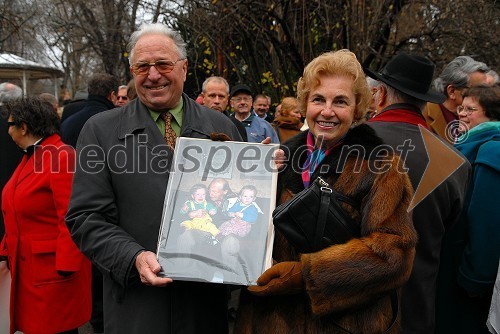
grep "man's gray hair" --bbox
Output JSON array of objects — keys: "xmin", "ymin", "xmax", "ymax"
[
  {"xmin": 366, "ymin": 77, "xmax": 380, "ymax": 90},
  {"xmin": 486, "ymin": 70, "xmax": 499, "ymax": 84},
  {"xmin": 433, "ymin": 56, "xmax": 490, "ymax": 95},
  {"xmin": 379, "ymin": 82, "xmax": 426, "ymax": 110},
  {"xmin": 0, "ymin": 82, "xmax": 22, "ymax": 103},
  {"xmin": 201, "ymin": 76, "xmax": 229, "ymax": 94},
  {"xmin": 127, "ymin": 23, "xmax": 187, "ymax": 64},
  {"xmin": 38, "ymin": 93, "xmax": 58, "ymax": 111}
]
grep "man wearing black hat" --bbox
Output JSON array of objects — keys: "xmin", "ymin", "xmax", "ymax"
[
  {"xmin": 365, "ymin": 53, "xmax": 471, "ymax": 334},
  {"xmin": 230, "ymin": 84, "xmax": 279, "ymax": 144}
]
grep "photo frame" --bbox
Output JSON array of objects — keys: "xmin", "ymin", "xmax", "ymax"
[{"xmin": 156, "ymin": 137, "xmax": 278, "ymax": 286}]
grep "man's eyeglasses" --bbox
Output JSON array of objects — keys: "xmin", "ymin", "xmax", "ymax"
[
  {"xmin": 7, "ymin": 121, "xmax": 16, "ymax": 127},
  {"xmin": 131, "ymin": 59, "xmax": 185, "ymax": 76},
  {"xmin": 117, "ymin": 96, "xmax": 128, "ymax": 101},
  {"xmin": 457, "ymin": 105, "xmax": 478, "ymax": 115},
  {"xmin": 231, "ymin": 97, "xmax": 252, "ymax": 103}
]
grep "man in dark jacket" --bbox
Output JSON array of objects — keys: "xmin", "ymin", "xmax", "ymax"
[
  {"xmin": 365, "ymin": 53, "xmax": 471, "ymax": 334},
  {"xmin": 61, "ymin": 73, "xmax": 118, "ymax": 147},
  {"xmin": 61, "ymin": 73, "xmax": 118, "ymax": 333},
  {"xmin": 61, "ymin": 89, "xmax": 88, "ymax": 123},
  {"xmin": 66, "ymin": 23, "xmax": 242, "ymax": 334},
  {"xmin": 201, "ymin": 76, "xmax": 247, "ymax": 141}
]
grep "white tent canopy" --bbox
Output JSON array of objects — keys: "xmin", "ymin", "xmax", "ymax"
[{"xmin": 0, "ymin": 53, "xmax": 64, "ymax": 97}]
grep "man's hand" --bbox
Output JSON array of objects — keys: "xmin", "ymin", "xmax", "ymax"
[
  {"xmin": 248, "ymin": 261, "xmax": 304, "ymax": 296},
  {"xmin": 135, "ymin": 251, "xmax": 172, "ymax": 287},
  {"xmin": 260, "ymin": 137, "xmax": 272, "ymax": 144}
]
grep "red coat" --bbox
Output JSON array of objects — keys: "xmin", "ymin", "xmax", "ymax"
[{"xmin": 0, "ymin": 134, "xmax": 91, "ymax": 334}]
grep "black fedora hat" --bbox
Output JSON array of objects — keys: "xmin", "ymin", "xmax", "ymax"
[{"xmin": 364, "ymin": 53, "xmax": 445, "ymax": 104}]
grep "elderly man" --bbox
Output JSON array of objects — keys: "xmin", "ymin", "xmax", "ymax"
[
  {"xmin": 423, "ymin": 56, "xmax": 490, "ymax": 142},
  {"xmin": 114, "ymin": 85, "xmax": 129, "ymax": 107},
  {"xmin": 253, "ymin": 94, "xmax": 274, "ymax": 122},
  {"xmin": 230, "ymin": 84, "xmax": 279, "ymax": 143},
  {"xmin": 66, "ymin": 23, "xmax": 242, "ymax": 334},
  {"xmin": 38, "ymin": 93, "xmax": 59, "ymax": 114},
  {"xmin": 201, "ymin": 76, "xmax": 247, "ymax": 141},
  {"xmin": 365, "ymin": 53, "xmax": 471, "ymax": 334}
]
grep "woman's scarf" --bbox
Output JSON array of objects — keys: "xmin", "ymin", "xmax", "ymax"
[{"xmin": 301, "ymin": 131, "xmax": 344, "ymax": 188}]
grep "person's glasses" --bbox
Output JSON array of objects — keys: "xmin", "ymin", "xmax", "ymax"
[
  {"xmin": 131, "ymin": 59, "xmax": 185, "ymax": 76},
  {"xmin": 117, "ymin": 96, "xmax": 128, "ymax": 101},
  {"xmin": 7, "ymin": 121, "xmax": 16, "ymax": 127},
  {"xmin": 231, "ymin": 97, "xmax": 252, "ymax": 103},
  {"xmin": 457, "ymin": 105, "xmax": 478, "ymax": 115}
]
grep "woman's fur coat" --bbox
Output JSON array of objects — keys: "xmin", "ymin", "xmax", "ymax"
[{"xmin": 235, "ymin": 124, "xmax": 417, "ymax": 334}]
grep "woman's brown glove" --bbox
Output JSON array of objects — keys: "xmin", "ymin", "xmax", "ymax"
[{"xmin": 248, "ymin": 261, "xmax": 303, "ymax": 296}]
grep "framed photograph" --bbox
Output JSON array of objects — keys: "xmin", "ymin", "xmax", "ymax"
[{"xmin": 156, "ymin": 137, "xmax": 278, "ymax": 286}]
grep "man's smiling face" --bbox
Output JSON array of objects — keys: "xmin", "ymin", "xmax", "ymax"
[{"xmin": 131, "ymin": 33, "xmax": 187, "ymax": 111}]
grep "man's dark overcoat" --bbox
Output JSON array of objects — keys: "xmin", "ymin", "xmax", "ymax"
[
  {"xmin": 66, "ymin": 94, "xmax": 242, "ymax": 334},
  {"xmin": 368, "ymin": 105, "xmax": 471, "ymax": 333}
]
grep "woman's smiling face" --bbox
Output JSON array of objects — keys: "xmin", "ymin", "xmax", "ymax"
[{"xmin": 306, "ymin": 74, "xmax": 356, "ymax": 148}]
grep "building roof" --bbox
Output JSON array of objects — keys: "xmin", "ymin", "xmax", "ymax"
[{"xmin": 0, "ymin": 53, "xmax": 63, "ymax": 80}]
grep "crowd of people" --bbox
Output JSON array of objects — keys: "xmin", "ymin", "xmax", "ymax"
[{"xmin": 0, "ymin": 21, "xmax": 498, "ymax": 334}]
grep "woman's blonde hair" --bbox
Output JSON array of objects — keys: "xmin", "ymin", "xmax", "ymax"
[
  {"xmin": 279, "ymin": 97, "xmax": 300, "ymax": 117},
  {"xmin": 297, "ymin": 50, "xmax": 371, "ymax": 122}
]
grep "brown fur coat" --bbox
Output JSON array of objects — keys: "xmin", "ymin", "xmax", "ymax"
[{"xmin": 235, "ymin": 124, "xmax": 417, "ymax": 334}]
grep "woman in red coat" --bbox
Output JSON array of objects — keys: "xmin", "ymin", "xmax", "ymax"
[{"xmin": 0, "ymin": 97, "xmax": 91, "ymax": 334}]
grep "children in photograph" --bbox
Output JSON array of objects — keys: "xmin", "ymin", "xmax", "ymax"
[
  {"xmin": 219, "ymin": 185, "xmax": 261, "ymax": 238},
  {"xmin": 180, "ymin": 184, "xmax": 219, "ymax": 237}
]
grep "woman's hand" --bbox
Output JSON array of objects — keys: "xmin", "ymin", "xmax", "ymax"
[
  {"xmin": 248, "ymin": 261, "xmax": 304, "ymax": 296},
  {"xmin": 260, "ymin": 137, "xmax": 286, "ymax": 170}
]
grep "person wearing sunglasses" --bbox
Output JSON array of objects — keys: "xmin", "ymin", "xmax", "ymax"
[
  {"xmin": 114, "ymin": 85, "xmax": 129, "ymax": 107},
  {"xmin": 1, "ymin": 97, "xmax": 92, "ymax": 334},
  {"xmin": 65, "ymin": 23, "xmax": 242, "ymax": 334},
  {"xmin": 437, "ymin": 85, "xmax": 500, "ymax": 333}
]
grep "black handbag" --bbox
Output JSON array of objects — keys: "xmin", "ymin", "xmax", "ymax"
[
  {"xmin": 272, "ymin": 176, "xmax": 398, "ymax": 334},
  {"xmin": 272, "ymin": 176, "xmax": 360, "ymax": 254}
]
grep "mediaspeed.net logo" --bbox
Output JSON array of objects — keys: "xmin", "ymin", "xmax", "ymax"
[{"xmin": 31, "ymin": 121, "xmax": 468, "ymax": 213}]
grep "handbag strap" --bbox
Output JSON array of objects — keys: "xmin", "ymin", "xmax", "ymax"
[{"xmin": 314, "ymin": 186, "xmax": 332, "ymax": 250}]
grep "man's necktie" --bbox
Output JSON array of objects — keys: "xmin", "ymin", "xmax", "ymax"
[{"xmin": 161, "ymin": 111, "xmax": 176, "ymax": 148}]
